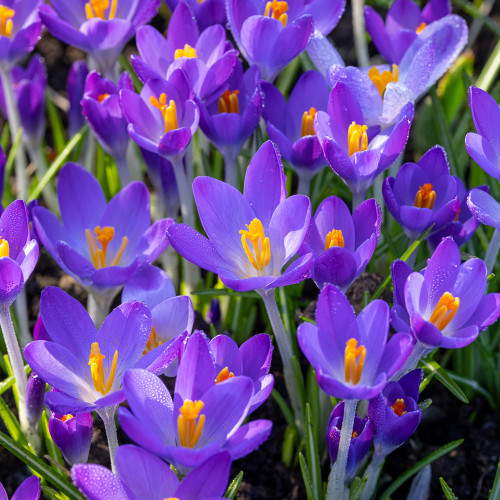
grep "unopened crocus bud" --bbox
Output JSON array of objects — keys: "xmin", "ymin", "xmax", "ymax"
[
  {"xmin": 326, "ymin": 401, "xmax": 374, "ymax": 481},
  {"xmin": 207, "ymin": 299, "xmax": 221, "ymax": 326},
  {"xmin": 25, "ymin": 373, "xmax": 45, "ymax": 427},
  {"xmin": 49, "ymin": 411, "xmax": 93, "ymax": 466}
]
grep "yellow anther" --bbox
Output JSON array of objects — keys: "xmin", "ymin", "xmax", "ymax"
[
  {"xmin": 264, "ymin": 0, "xmax": 288, "ymax": 26},
  {"xmin": 347, "ymin": 122, "xmax": 368, "ymax": 156},
  {"xmin": 344, "ymin": 338, "xmax": 366, "ymax": 385},
  {"xmin": 416, "ymin": 22, "xmax": 427, "ymax": 34},
  {"xmin": 352, "ymin": 430, "xmax": 359, "ymax": 438},
  {"xmin": 143, "ymin": 326, "xmax": 162, "ymax": 354},
  {"xmin": 429, "ymin": 292, "xmax": 460, "ymax": 331},
  {"xmin": 301, "ymin": 107, "xmax": 317, "ymax": 137},
  {"xmin": 174, "ymin": 44, "xmax": 197, "ymax": 59},
  {"xmin": 391, "ymin": 398, "xmax": 407, "ymax": 417},
  {"xmin": 215, "ymin": 367, "xmax": 235, "ymax": 384},
  {"xmin": 0, "ymin": 5, "xmax": 14, "ymax": 38},
  {"xmin": 324, "ymin": 229, "xmax": 344, "ymax": 251},
  {"xmin": 240, "ymin": 218, "xmax": 271, "ymax": 272},
  {"xmin": 85, "ymin": 0, "xmax": 117, "ymax": 20},
  {"xmin": 150, "ymin": 93, "xmax": 179, "ymax": 134},
  {"xmin": 218, "ymin": 90, "xmax": 240, "ymax": 114},
  {"xmin": 88, "ymin": 342, "xmax": 118, "ymax": 396},
  {"xmin": 0, "ymin": 238, "xmax": 9, "ymax": 258},
  {"xmin": 61, "ymin": 414, "xmax": 74, "ymax": 422},
  {"xmin": 178, "ymin": 399, "xmax": 205, "ymax": 448},
  {"xmin": 368, "ymin": 64, "xmax": 399, "ymax": 97},
  {"xmin": 414, "ymin": 183, "xmax": 436, "ymax": 210},
  {"xmin": 85, "ymin": 227, "xmax": 128, "ymax": 269},
  {"xmin": 98, "ymin": 93, "xmax": 110, "ymax": 103}
]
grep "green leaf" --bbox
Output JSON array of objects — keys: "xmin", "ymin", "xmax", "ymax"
[
  {"xmin": 299, "ymin": 452, "xmax": 316, "ymax": 500},
  {"xmin": 191, "ymin": 288, "xmax": 258, "ymax": 298},
  {"xmin": 40, "ymin": 412, "xmax": 66, "ymax": 475},
  {"xmin": 4, "ymin": 128, "xmax": 22, "ymax": 180},
  {"xmin": 46, "ymin": 92, "xmax": 66, "ymax": 154},
  {"xmin": 271, "ymin": 389, "xmax": 296, "ymax": 430},
  {"xmin": 489, "ymin": 457, "xmax": 500, "ymax": 500},
  {"xmin": 421, "ymin": 360, "xmax": 469, "ymax": 403},
  {"xmin": 282, "ymin": 425, "xmax": 297, "ymax": 467},
  {"xmin": 350, "ymin": 476, "xmax": 367, "ymax": 500},
  {"xmin": 28, "ymin": 125, "xmax": 89, "ymax": 203},
  {"xmin": 0, "ymin": 430, "xmax": 84, "ymax": 500},
  {"xmin": 440, "ymin": 477, "xmax": 458, "ymax": 500},
  {"xmin": 0, "ymin": 394, "xmax": 26, "ymax": 447},
  {"xmin": 379, "ymin": 440, "xmax": 463, "ymax": 500},
  {"xmin": 305, "ymin": 404, "xmax": 322, "ymax": 500},
  {"xmin": 0, "ymin": 364, "xmax": 31, "ymax": 395},
  {"xmin": 224, "ymin": 471, "xmax": 244, "ymax": 500}
]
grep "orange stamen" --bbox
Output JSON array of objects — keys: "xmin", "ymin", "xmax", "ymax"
[
  {"xmin": 324, "ymin": 229, "xmax": 344, "ymax": 251},
  {"xmin": 414, "ymin": 183, "xmax": 436, "ymax": 209},
  {"xmin": 98, "ymin": 93, "xmax": 110, "ymax": 103},
  {"xmin": 143, "ymin": 326, "xmax": 163, "ymax": 354},
  {"xmin": 150, "ymin": 93, "xmax": 179, "ymax": 134},
  {"xmin": 416, "ymin": 22, "xmax": 427, "ymax": 34},
  {"xmin": 218, "ymin": 90, "xmax": 240, "ymax": 114},
  {"xmin": 85, "ymin": 0, "xmax": 118, "ymax": 20},
  {"xmin": 264, "ymin": 0, "xmax": 288, "ymax": 26},
  {"xmin": 0, "ymin": 5, "xmax": 14, "ymax": 38},
  {"xmin": 88, "ymin": 342, "xmax": 118, "ymax": 395},
  {"xmin": 178, "ymin": 400, "xmax": 205, "ymax": 448},
  {"xmin": 174, "ymin": 44, "xmax": 197, "ymax": 59},
  {"xmin": 301, "ymin": 107, "xmax": 317, "ymax": 137},
  {"xmin": 429, "ymin": 292, "xmax": 460, "ymax": 331},
  {"xmin": 0, "ymin": 238, "xmax": 9, "ymax": 258},
  {"xmin": 215, "ymin": 367, "xmax": 235, "ymax": 384},
  {"xmin": 347, "ymin": 122, "xmax": 368, "ymax": 156},
  {"xmin": 240, "ymin": 218, "xmax": 271, "ymax": 272},
  {"xmin": 368, "ymin": 64, "xmax": 399, "ymax": 97},
  {"xmin": 391, "ymin": 398, "xmax": 407, "ymax": 417},
  {"xmin": 344, "ymin": 338, "xmax": 366, "ymax": 385},
  {"xmin": 85, "ymin": 227, "xmax": 128, "ymax": 269},
  {"xmin": 61, "ymin": 414, "xmax": 74, "ymax": 422},
  {"xmin": 352, "ymin": 431, "xmax": 359, "ymax": 438}
]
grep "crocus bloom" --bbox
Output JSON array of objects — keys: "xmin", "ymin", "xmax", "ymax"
[
  {"xmin": 262, "ymin": 70, "xmax": 329, "ymax": 190},
  {"xmin": 39, "ymin": 0, "xmax": 160, "ymax": 79},
  {"xmin": 0, "ymin": 476, "xmax": 40, "ymax": 500},
  {"xmin": 0, "ymin": 200, "xmax": 38, "ymax": 307},
  {"xmin": 164, "ymin": 0, "xmax": 226, "ymax": 31},
  {"xmin": 167, "ymin": 140, "xmax": 313, "ymax": 292},
  {"xmin": 67, "ymin": 61, "xmax": 89, "ymax": 137},
  {"xmin": 364, "ymin": 0, "xmax": 451, "ymax": 65},
  {"xmin": 33, "ymin": 163, "xmax": 172, "ymax": 304},
  {"xmin": 314, "ymin": 82, "xmax": 413, "ymax": 204},
  {"xmin": 81, "ymin": 70, "xmax": 133, "ymax": 184},
  {"xmin": 118, "ymin": 331, "xmax": 272, "ymax": 471},
  {"xmin": 299, "ymin": 196, "xmax": 381, "ymax": 290},
  {"xmin": 297, "ymin": 285, "xmax": 413, "ymax": 400},
  {"xmin": 368, "ymin": 369, "xmax": 422, "ymax": 456},
  {"xmin": 24, "ymin": 286, "xmax": 185, "ymax": 415},
  {"xmin": 132, "ymin": 2, "xmax": 238, "ymax": 104},
  {"xmin": 0, "ymin": 0, "xmax": 43, "ymax": 71},
  {"xmin": 25, "ymin": 373, "xmax": 45, "ymax": 427},
  {"xmin": 326, "ymin": 401, "xmax": 373, "ymax": 480},
  {"xmin": 49, "ymin": 409, "xmax": 93, "ymax": 465},
  {"xmin": 390, "ymin": 237, "xmax": 500, "ymax": 349},
  {"xmin": 226, "ymin": 0, "xmax": 315, "ymax": 82},
  {"xmin": 72, "ymin": 446, "xmax": 231, "ymax": 500},
  {"xmin": 383, "ymin": 145, "xmax": 459, "ymax": 240}
]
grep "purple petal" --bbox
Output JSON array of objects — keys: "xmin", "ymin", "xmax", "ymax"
[
  {"xmin": 467, "ymin": 188, "xmax": 500, "ymax": 229},
  {"xmin": 223, "ymin": 419, "xmax": 272, "ymax": 459},
  {"xmin": 465, "ymin": 132, "xmax": 500, "ymax": 179},
  {"xmin": 71, "ymin": 463, "xmax": 128, "ymax": 500}
]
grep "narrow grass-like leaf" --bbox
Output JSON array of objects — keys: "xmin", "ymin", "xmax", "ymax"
[
  {"xmin": 118, "ymin": 54, "xmax": 142, "ymax": 92},
  {"xmin": 421, "ymin": 360, "xmax": 469, "ymax": 403},
  {"xmin": 440, "ymin": 477, "xmax": 458, "ymax": 499},
  {"xmin": 282, "ymin": 424, "xmax": 297, "ymax": 467},
  {"xmin": 224, "ymin": 471, "xmax": 244, "ymax": 500},
  {"xmin": 0, "ymin": 430, "xmax": 84, "ymax": 500},
  {"xmin": 0, "ymin": 394, "xmax": 26, "ymax": 446},
  {"xmin": 4, "ymin": 128, "xmax": 22, "ymax": 179},
  {"xmin": 1, "ymin": 123, "xmax": 9, "ymax": 150},
  {"xmin": 29, "ymin": 125, "xmax": 88, "ymax": 202},
  {"xmin": 291, "ymin": 355, "xmax": 306, "ymax": 417},
  {"xmin": 299, "ymin": 452, "xmax": 316, "ymax": 500},
  {"xmin": 0, "ymin": 365, "xmax": 31, "ymax": 395},
  {"xmin": 452, "ymin": 0, "xmax": 500, "ymax": 38},
  {"xmin": 379, "ymin": 440, "xmax": 463, "ymax": 500},
  {"xmin": 46, "ymin": 92, "xmax": 66, "ymax": 155},
  {"xmin": 489, "ymin": 457, "xmax": 500, "ymax": 500},
  {"xmin": 350, "ymin": 476, "xmax": 367, "ymax": 500},
  {"xmin": 305, "ymin": 404, "xmax": 322, "ymax": 500},
  {"xmin": 191, "ymin": 288, "xmax": 258, "ymax": 298},
  {"xmin": 476, "ymin": 39, "xmax": 500, "ymax": 92},
  {"xmin": 271, "ymin": 389, "xmax": 296, "ymax": 430}
]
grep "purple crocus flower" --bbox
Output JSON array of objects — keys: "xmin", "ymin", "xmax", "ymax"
[
  {"xmin": 167, "ymin": 140, "xmax": 312, "ymax": 292},
  {"xmin": 0, "ymin": 0, "xmax": 43, "ymax": 71},
  {"xmin": 118, "ymin": 331, "xmax": 272, "ymax": 471},
  {"xmin": 262, "ymin": 70, "xmax": 329, "ymax": 193},
  {"xmin": 81, "ymin": 70, "xmax": 134, "ymax": 184},
  {"xmin": 383, "ymin": 145, "xmax": 459, "ymax": 240},
  {"xmin": 24, "ymin": 286, "xmax": 185, "ymax": 415},
  {"xmin": 326, "ymin": 401, "xmax": 373, "ymax": 480},
  {"xmin": 226, "ymin": 0, "xmax": 315, "ymax": 82},
  {"xmin": 25, "ymin": 373, "xmax": 45, "ymax": 428},
  {"xmin": 364, "ymin": 0, "xmax": 451, "ymax": 65},
  {"xmin": 0, "ymin": 200, "xmax": 38, "ymax": 307},
  {"xmin": 72, "ymin": 446, "xmax": 231, "ymax": 500},
  {"xmin": 39, "ymin": 0, "xmax": 160, "ymax": 79},
  {"xmin": 210, "ymin": 333, "xmax": 274, "ymax": 413},
  {"xmin": 299, "ymin": 196, "xmax": 381, "ymax": 290},
  {"xmin": 390, "ymin": 237, "xmax": 500, "ymax": 351},
  {"xmin": 297, "ymin": 285, "xmax": 413, "ymax": 400},
  {"xmin": 165, "ymin": 0, "xmax": 226, "ymax": 31},
  {"xmin": 0, "ymin": 476, "xmax": 40, "ymax": 500},
  {"xmin": 132, "ymin": 1, "xmax": 238, "ymax": 104},
  {"xmin": 67, "ymin": 61, "xmax": 89, "ymax": 137},
  {"xmin": 314, "ymin": 82, "xmax": 413, "ymax": 205},
  {"xmin": 49, "ymin": 410, "xmax": 93, "ymax": 465},
  {"xmin": 32, "ymin": 163, "xmax": 172, "ymax": 306}
]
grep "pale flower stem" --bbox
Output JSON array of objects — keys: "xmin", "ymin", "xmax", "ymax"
[
  {"xmin": 297, "ymin": 174, "xmax": 312, "ymax": 197},
  {"xmin": 13, "ymin": 289, "xmax": 31, "ymax": 348},
  {"xmin": 326, "ymin": 399, "xmax": 358, "ymax": 500},
  {"xmin": 352, "ymin": 0, "xmax": 370, "ymax": 67},
  {"xmin": 87, "ymin": 293, "xmax": 113, "ymax": 328},
  {"xmin": 352, "ymin": 190, "xmax": 365, "ymax": 209},
  {"xmin": 223, "ymin": 152, "xmax": 238, "ymax": 189},
  {"xmin": 115, "ymin": 155, "xmax": 132, "ymax": 187},
  {"xmin": 97, "ymin": 407, "xmax": 119, "ymax": 474},
  {"xmin": 389, "ymin": 342, "xmax": 431, "ymax": 382},
  {"xmin": 360, "ymin": 452, "xmax": 385, "ymax": 500},
  {"xmin": 485, "ymin": 228, "xmax": 500, "ymax": 275}
]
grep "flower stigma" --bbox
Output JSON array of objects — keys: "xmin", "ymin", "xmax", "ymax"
[
  {"xmin": 150, "ymin": 93, "xmax": 179, "ymax": 134},
  {"xmin": 391, "ymin": 398, "xmax": 407, "ymax": 416},
  {"xmin": 218, "ymin": 90, "xmax": 240, "ymax": 114},
  {"xmin": 344, "ymin": 338, "xmax": 366, "ymax": 385},
  {"xmin": 174, "ymin": 44, "xmax": 197, "ymax": 59},
  {"xmin": 347, "ymin": 122, "xmax": 368, "ymax": 156},
  {"xmin": 85, "ymin": 0, "xmax": 117, "ymax": 20},
  {"xmin": 97, "ymin": 93, "xmax": 110, "ymax": 103},
  {"xmin": 143, "ymin": 326, "xmax": 162, "ymax": 354},
  {"xmin": 0, "ymin": 5, "xmax": 13, "ymax": 38},
  {"xmin": 416, "ymin": 22, "xmax": 427, "ymax": 34},
  {"xmin": 88, "ymin": 342, "xmax": 118, "ymax": 396},
  {"xmin": 324, "ymin": 229, "xmax": 344, "ymax": 251},
  {"xmin": 414, "ymin": 183, "xmax": 436, "ymax": 209},
  {"xmin": 85, "ymin": 226, "xmax": 128, "ymax": 269},
  {"xmin": 301, "ymin": 107, "xmax": 317, "ymax": 137},
  {"xmin": 240, "ymin": 218, "xmax": 271, "ymax": 272},
  {"xmin": 264, "ymin": 0, "xmax": 288, "ymax": 27},
  {"xmin": 368, "ymin": 64, "xmax": 399, "ymax": 97},
  {"xmin": 178, "ymin": 399, "xmax": 205, "ymax": 448},
  {"xmin": 429, "ymin": 292, "xmax": 460, "ymax": 331},
  {"xmin": 215, "ymin": 367, "xmax": 235, "ymax": 384},
  {"xmin": 61, "ymin": 414, "xmax": 74, "ymax": 422},
  {"xmin": 0, "ymin": 238, "xmax": 9, "ymax": 258}
]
